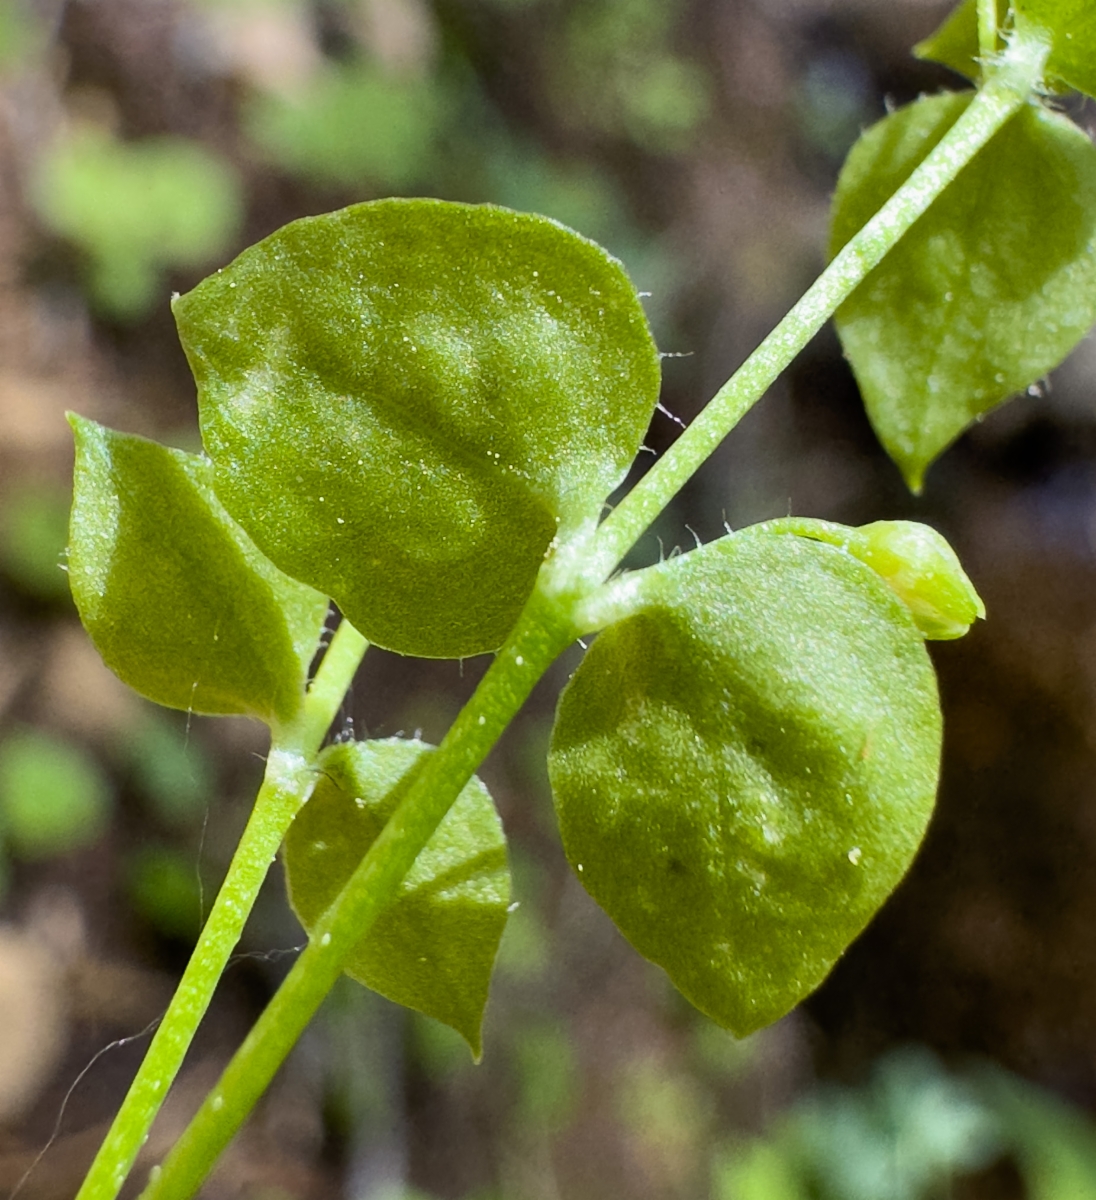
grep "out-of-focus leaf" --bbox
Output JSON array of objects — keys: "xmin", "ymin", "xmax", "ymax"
[
  {"xmin": 33, "ymin": 129, "xmax": 242, "ymax": 318},
  {"xmin": 0, "ymin": 728, "xmax": 110, "ymax": 858},
  {"xmin": 914, "ymin": 0, "xmax": 1008, "ymax": 81}
]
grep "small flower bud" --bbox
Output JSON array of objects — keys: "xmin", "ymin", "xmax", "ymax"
[{"xmin": 846, "ymin": 520, "xmax": 985, "ymax": 640}]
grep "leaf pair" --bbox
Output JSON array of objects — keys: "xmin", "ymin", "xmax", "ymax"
[{"xmin": 835, "ymin": 0, "xmax": 1096, "ymax": 491}]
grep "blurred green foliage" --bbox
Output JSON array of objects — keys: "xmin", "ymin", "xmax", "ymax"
[
  {"xmin": 717, "ymin": 1049, "xmax": 1096, "ymax": 1200},
  {"xmin": 32, "ymin": 129, "xmax": 242, "ymax": 319},
  {"xmin": 126, "ymin": 845, "xmax": 203, "ymax": 941},
  {"xmin": 552, "ymin": 0, "xmax": 710, "ymax": 150},
  {"xmin": 247, "ymin": 60, "xmax": 446, "ymax": 190},
  {"xmin": 0, "ymin": 727, "xmax": 111, "ymax": 861},
  {"xmin": 0, "ymin": 484, "xmax": 72, "ymax": 603},
  {"xmin": 0, "ymin": 0, "xmax": 41, "ymax": 72}
]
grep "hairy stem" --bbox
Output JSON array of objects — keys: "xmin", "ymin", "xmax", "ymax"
[
  {"xmin": 588, "ymin": 33, "xmax": 1048, "ymax": 577},
  {"xmin": 140, "ymin": 590, "xmax": 575, "ymax": 1200},
  {"xmin": 74, "ymin": 619, "xmax": 368, "ymax": 1200},
  {"xmin": 127, "ymin": 32, "xmax": 1051, "ymax": 1200}
]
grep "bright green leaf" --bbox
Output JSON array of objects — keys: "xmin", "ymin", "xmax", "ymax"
[
  {"xmin": 548, "ymin": 534, "xmax": 941, "ymax": 1037},
  {"xmin": 832, "ymin": 93, "xmax": 1096, "ymax": 491},
  {"xmin": 913, "ymin": 0, "xmax": 1008, "ymax": 81},
  {"xmin": 283, "ymin": 738, "xmax": 510, "ymax": 1056},
  {"xmin": 0, "ymin": 728, "xmax": 111, "ymax": 859},
  {"xmin": 68, "ymin": 416, "xmax": 329, "ymax": 728},
  {"xmin": 1014, "ymin": 0, "xmax": 1096, "ymax": 99},
  {"xmin": 175, "ymin": 198, "xmax": 661, "ymax": 658}
]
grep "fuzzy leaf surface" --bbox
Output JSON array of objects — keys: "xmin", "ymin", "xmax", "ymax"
[
  {"xmin": 549, "ymin": 534, "xmax": 941, "ymax": 1036},
  {"xmin": 284, "ymin": 738, "xmax": 510, "ymax": 1055},
  {"xmin": 174, "ymin": 198, "xmax": 661, "ymax": 658},
  {"xmin": 1014, "ymin": 0, "xmax": 1096, "ymax": 98},
  {"xmin": 832, "ymin": 93, "xmax": 1096, "ymax": 490},
  {"xmin": 68, "ymin": 417, "xmax": 328, "ymax": 727}
]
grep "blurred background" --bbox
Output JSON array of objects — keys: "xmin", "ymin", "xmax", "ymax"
[{"xmin": 2, "ymin": 0, "xmax": 1096, "ymax": 1196}]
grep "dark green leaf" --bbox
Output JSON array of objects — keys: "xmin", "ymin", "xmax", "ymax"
[
  {"xmin": 913, "ymin": 0, "xmax": 1008, "ymax": 81},
  {"xmin": 174, "ymin": 198, "xmax": 661, "ymax": 658},
  {"xmin": 832, "ymin": 94, "xmax": 1096, "ymax": 491},
  {"xmin": 1014, "ymin": 0, "xmax": 1096, "ymax": 99},
  {"xmin": 284, "ymin": 738, "xmax": 510, "ymax": 1055},
  {"xmin": 68, "ymin": 416, "xmax": 329, "ymax": 728},
  {"xmin": 549, "ymin": 534, "xmax": 941, "ymax": 1036}
]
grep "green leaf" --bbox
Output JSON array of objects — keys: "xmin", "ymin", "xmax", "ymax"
[
  {"xmin": 832, "ymin": 93, "xmax": 1096, "ymax": 491},
  {"xmin": 68, "ymin": 416, "xmax": 329, "ymax": 728},
  {"xmin": 283, "ymin": 738, "xmax": 510, "ymax": 1055},
  {"xmin": 913, "ymin": 0, "xmax": 1008, "ymax": 81},
  {"xmin": 174, "ymin": 198, "xmax": 661, "ymax": 658},
  {"xmin": 1014, "ymin": 0, "xmax": 1096, "ymax": 99},
  {"xmin": 548, "ymin": 534, "xmax": 941, "ymax": 1037},
  {"xmin": 0, "ymin": 728, "xmax": 111, "ymax": 859}
]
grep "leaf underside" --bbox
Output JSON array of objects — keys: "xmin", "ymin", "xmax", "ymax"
[
  {"xmin": 832, "ymin": 93, "xmax": 1096, "ymax": 491},
  {"xmin": 283, "ymin": 738, "xmax": 510, "ymax": 1056}
]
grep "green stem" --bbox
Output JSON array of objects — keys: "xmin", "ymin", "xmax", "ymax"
[
  {"xmin": 977, "ymin": 0, "xmax": 998, "ymax": 61},
  {"xmin": 74, "ymin": 619, "xmax": 367, "ymax": 1200},
  {"xmin": 132, "ymin": 34, "xmax": 1051, "ymax": 1200},
  {"xmin": 588, "ymin": 33, "xmax": 1048, "ymax": 578},
  {"xmin": 139, "ymin": 590, "xmax": 576, "ymax": 1200}
]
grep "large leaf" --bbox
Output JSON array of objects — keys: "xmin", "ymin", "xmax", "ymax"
[
  {"xmin": 1014, "ymin": 0, "xmax": 1096, "ymax": 99},
  {"xmin": 68, "ymin": 417, "xmax": 329, "ymax": 728},
  {"xmin": 174, "ymin": 198, "xmax": 661, "ymax": 659},
  {"xmin": 548, "ymin": 534, "xmax": 941, "ymax": 1036},
  {"xmin": 283, "ymin": 738, "xmax": 510, "ymax": 1056},
  {"xmin": 832, "ymin": 93, "xmax": 1096, "ymax": 491}
]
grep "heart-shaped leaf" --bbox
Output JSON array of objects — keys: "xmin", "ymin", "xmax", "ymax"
[
  {"xmin": 174, "ymin": 198, "xmax": 662, "ymax": 659},
  {"xmin": 1014, "ymin": 0, "xmax": 1096, "ymax": 99},
  {"xmin": 68, "ymin": 416, "xmax": 329, "ymax": 728},
  {"xmin": 283, "ymin": 738, "xmax": 510, "ymax": 1056},
  {"xmin": 548, "ymin": 533, "xmax": 941, "ymax": 1037},
  {"xmin": 832, "ymin": 93, "xmax": 1096, "ymax": 491}
]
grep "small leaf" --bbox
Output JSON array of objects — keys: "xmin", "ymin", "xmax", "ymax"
[
  {"xmin": 174, "ymin": 198, "xmax": 661, "ymax": 658},
  {"xmin": 283, "ymin": 738, "xmax": 510, "ymax": 1056},
  {"xmin": 68, "ymin": 417, "xmax": 329, "ymax": 728},
  {"xmin": 832, "ymin": 93, "xmax": 1096, "ymax": 490},
  {"xmin": 913, "ymin": 0, "xmax": 1009, "ymax": 81},
  {"xmin": 549, "ymin": 534, "xmax": 941, "ymax": 1037},
  {"xmin": 1014, "ymin": 0, "xmax": 1096, "ymax": 99}
]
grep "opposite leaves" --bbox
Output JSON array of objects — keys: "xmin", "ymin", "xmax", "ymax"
[
  {"xmin": 549, "ymin": 534, "xmax": 941, "ymax": 1037},
  {"xmin": 68, "ymin": 417, "xmax": 329, "ymax": 728},
  {"xmin": 833, "ymin": 93, "xmax": 1096, "ymax": 491},
  {"xmin": 174, "ymin": 198, "xmax": 662, "ymax": 659},
  {"xmin": 283, "ymin": 738, "xmax": 510, "ymax": 1056}
]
